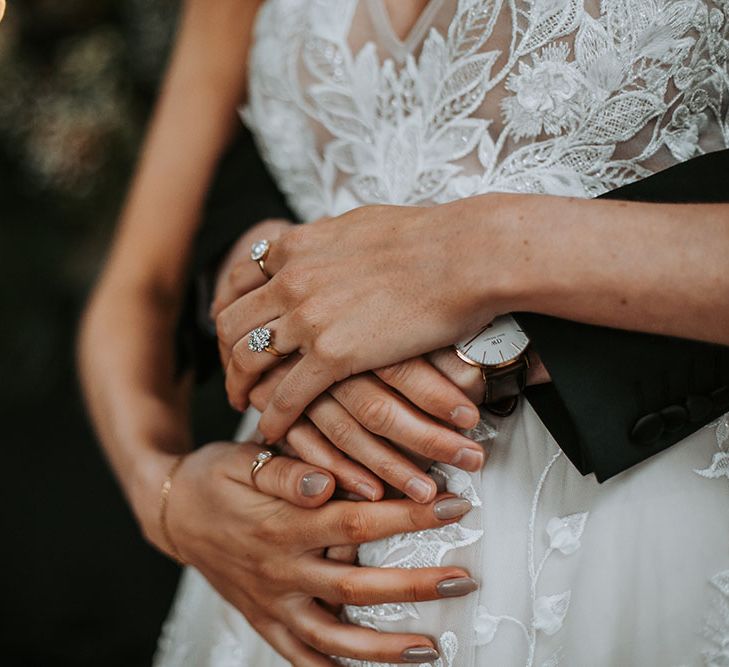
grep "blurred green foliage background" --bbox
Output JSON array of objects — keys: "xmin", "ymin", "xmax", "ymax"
[{"xmin": 0, "ymin": 2, "xmax": 189, "ymax": 664}]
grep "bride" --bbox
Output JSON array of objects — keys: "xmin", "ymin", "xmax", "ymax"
[{"xmin": 78, "ymin": 0, "xmax": 729, "ymax": 665}]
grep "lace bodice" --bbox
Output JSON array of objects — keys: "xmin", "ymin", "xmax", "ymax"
[{"xmin": 244, "ymin": 0, "xmax": 729, "ymax": 222}]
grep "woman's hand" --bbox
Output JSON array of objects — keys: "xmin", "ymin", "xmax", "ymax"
[
  {"xmin": 215, "ymin": 201, "xmax": 505, "ymax": 442},
  {"xmin": 139, "ymin": 443, "xmax": 476, "ymax": 666}
]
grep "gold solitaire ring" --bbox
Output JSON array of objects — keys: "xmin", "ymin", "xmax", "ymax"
[
  {"xmin": 248, "ymin": 326, "xmax": 287, "ymax": 357},
  {"xmin": 250, "ymin": 450, "xmax": 277, "ymax": 488},
  {"xmin": 250, "ymin": 239, "xmax": 271, "ymax": 278}
]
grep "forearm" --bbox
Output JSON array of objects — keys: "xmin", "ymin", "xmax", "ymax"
[
  {"xmin": 463, "ymin": 194, "xmax": 729, "ymax": 346},
  {"xmin": 78, "ymin": 279, "xmax": 192, "ymax": 528}
]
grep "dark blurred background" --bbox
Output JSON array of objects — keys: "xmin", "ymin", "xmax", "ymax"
[{"xmin": 0, "ymin": 2, "xmax": 240, "ymax": 665}]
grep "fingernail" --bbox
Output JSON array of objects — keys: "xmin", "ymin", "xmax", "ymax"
[
  {"xmin": 401, "ymin": 646, "xmax": 439, "ymax": 663},
  {"xmin": 301, "ymin": 472, "xmax": 330, "ymax": 497},
  {"xmin": 451, "ymin": 447, "xmax": 484, "ymax": 472},
  {"xmin": 355, "ymin": 482, "xmax": 378, "ymax": 502},
  {"xmin": 434, "ymin": 497, "xmax": 472, "ymax": 520},
  {"xmin": 450, "ymin": 405, "xmax": 479, "ymax": 429},
  {"xmin": 404, "ymin": 477, "xmax": 435, "ymax": 503},
  {"xmin": 436, "ymin": 576, "xmax": 478, "ymax": 598}
]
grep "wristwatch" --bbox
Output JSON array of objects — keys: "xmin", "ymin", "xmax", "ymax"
[{"xmin": 454, "ymin": 314, "xmax": 531, "ymax": 416}]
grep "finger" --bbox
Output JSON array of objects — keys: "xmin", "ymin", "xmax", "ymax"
[
  {"xmin": 215, "ymin": 286, "xmax": 286, "ymax": 368},
  {"xmin": 375, "ymin": 357, "xmax": 480, "ymax": 429},
  {"xmin": 264, "ymin": 621, "xmax": 336, "ymax": 667},
  {"xmin": 300, "ymin": 494, "xmax": 473, "ymax": 548},
  {"xmin": 302, "ymin": 559, "xmax": 477, "ymax": 606},
  {"xmin": 330, "ymin": 375, "xmax": 485, "ymax": 473},
  {"xmin": 226, "ymin": 442, "xmax": 335, "ymax": 508},
  {"xmin": 325, "ymin": 545, "xmax": 358, "ymax": 564},
  {"xmin": 258, "ymin": 353, "xmax": 338, "ymax": 443},
  {"xmin": 212, "ymin": 256, "xmax": 268, "ymax": 322},
  {"xmin": 289, "ymin": 600, "xmax": 441, "ymax": 664},
  {"xmin": 307, "ymin": 393, "xmax": 437, "ymax": 503},
  {"xmin": 212, "ymin": 219, "xmax": 292, "ymax": 318},
  {"xmin": 224, "ymin": 319, "xmax": 297, "ymax": 411},
  {"xmin": 285, "ymin": 418, "xmax": 385, "ymax": 502},
  {"xmin": 428, "ymin": 347, "xmax": 486, "ymax": 405}
]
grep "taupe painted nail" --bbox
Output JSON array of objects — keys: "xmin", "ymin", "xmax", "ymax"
[
  {"xmin": 401, "ymin": 646, "xmax": 439, "ymax": 663},
  {"xmin": 434, "ymin": 497, "xmax": 472, "ymax": 520},
  {"xmin": 451, "ymin": 447, "xmax": 484, "ymax": 471},
  {"xmin": 436, "ymin": 576, "xmax": 478, "ymax": 598},
  {"xmin": 404, "ymin": 477, "xmax": 436, "ymax": 503},
  {"xmin": 301, "ymin": 472, "xmax": 330, "ymax": 497}
]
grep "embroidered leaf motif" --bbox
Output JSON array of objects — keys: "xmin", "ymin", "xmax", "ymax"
[
  {"xmin": 716, "ymin": 414, "xmax": 729, "ymax": 450},
  {"xmin": 533, "ymin": 591, "xmax": 571, "ymax": 635},
  {"xmin": 434, "ymin": 631, "xmax": 459, "ymax": 667},
  {"xmin": 711, "ymin": 570, "xmax": 729, "ymax": 598},
  {"xmin": 448, "ymin": 0, "xmax": 502, "ymax": 59},
  {"xmin": 541, "ymin": 651, "xmax": 562, "ymax": 667},
  {"xmin": 694, "ymin": 452, "xmax": 729, "ymax": 480},
  {"xmin": 357, "ymin": 522, "xmax": 483, "ymax": 570},
  {"xmin": 520, "ymin": 0, "xmax": 582, "ymax": 54},
  {"xmin": 546, "ymin": 512, "xmax": 589, "ymax": 555},
  {"xmin": 343, "ymin": 600, "xmax": 419, "ymax": 629},
  {"xmin": 474, "ymin": 606, "xmax": 502, "ymax": 645},
  {"xmin": 429, "ymin": 51, "xmax": 499, "ymax": 131},
  {"xmin": 429, "ymin": 118, "xmax": 487, "ymax": 162},
  {"xmin": 581, "ymin": 93, "xmax": 663, "ymax": 143}
]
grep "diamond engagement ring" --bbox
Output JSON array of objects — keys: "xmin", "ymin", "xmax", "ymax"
[
  {"xmin": 248, "ymin": 326, "xmax": 287, "ymax": 357},
  {"xmin": 250, "ymin": 239, "xmax": 271, "ymax": 278},
  {"xmin": 250, "ymin": 450, "xmax": 276, "ymax": 488}
]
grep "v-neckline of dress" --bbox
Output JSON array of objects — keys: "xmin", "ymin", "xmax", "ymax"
[{"xmin": 366, "ymin": 0, "xmax": 445, "ymax": 62}]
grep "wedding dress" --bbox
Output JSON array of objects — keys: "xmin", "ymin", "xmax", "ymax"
[{"xmin": 154, "ymin": 1, "xmax": 729, "ymax": 665}]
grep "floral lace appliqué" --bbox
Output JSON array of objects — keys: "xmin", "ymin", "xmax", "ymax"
[{"xmin": 245, "ymin": 0, "xmax": 729, "ymax": 223}]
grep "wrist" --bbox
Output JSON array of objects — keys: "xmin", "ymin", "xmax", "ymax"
[
  {"xmin": 126, "ymin": 444, "xmax": 187, "ymax": 542},
  {"xmin": 443, "ymin": 193, "xmax": 533, "ymax": 318}
]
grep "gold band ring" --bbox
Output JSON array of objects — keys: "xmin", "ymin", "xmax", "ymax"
[
  {"xmin": 250, "ymin": 239, "xmax": 272, "ymax": 279},
  {"xmin": 250, "ymin": 449, "xmax": 276, "ymax": 488}
]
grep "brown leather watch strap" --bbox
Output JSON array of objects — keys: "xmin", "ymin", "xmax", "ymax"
[{"xmin": 482, "ymin": 356, "xmax": 529, "ymax": 416}]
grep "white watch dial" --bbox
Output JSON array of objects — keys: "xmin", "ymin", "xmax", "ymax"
[{"xmin": 456, "ymin": 314, "xmax": 530, "ymax": 368}]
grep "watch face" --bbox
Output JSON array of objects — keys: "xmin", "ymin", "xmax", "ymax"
[{"xmin": 455, "ymin": 314, "xmax": 530, "ymax": 368}]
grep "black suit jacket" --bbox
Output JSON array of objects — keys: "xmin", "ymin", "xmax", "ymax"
[{"xmin": 179, "ymin": 131, "xmax": 729, "ymax": 482}]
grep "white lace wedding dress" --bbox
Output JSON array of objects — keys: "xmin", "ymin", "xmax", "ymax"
[{"xmin": 154, "ymin": 1, "xmax": 729, "ymax": 665}]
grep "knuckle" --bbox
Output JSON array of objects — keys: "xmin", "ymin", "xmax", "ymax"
[
  {"xmin": 214, "ymin": 311, "xmax": 233, "ymax": 346},
  {"xmin": 292, "ymin": 302, "xmax": 320, "ymax": 330},
  {"xmin": 413, "ymin": 431, "xmax": 443, "ymax": 458},
  {"xmin": 357, "ymin": 397, "xmax": 395, "ymax": 433},
  {"xmin": 224, "ymin": 377, "xmax": 246, "ymax": 412},
  {"xmin": 271, "ymin": 389, "xmax": 295, "ymax": 415},
  {"xmin": 340, "ymin": 508, "xmax": 371, "ymax": 543},
  {"xmin": 329, "ymin": 418, "xmax": 354, "ymax": 448},
  {"xmin": 311, "ymin": 338, "xmax": 350, "ymax": 380},
  {"xmin": 406, "ymin": 503, "xmax": 425, "ymax": 532},
  {"xmin": 333, "ymin": 573, "xmax": 361, "ymax": 604},
  {"xmin": 298, "ymin": 625, "xmax": 327, "ymax": 652},
  {"xmin": 230, "ymin": 343, "xmax": 251, "ymax": 374},
  {"xmin": 275, "ymin": 267, "xmax": 310, "ymax": 302},
  {"xmin": 378, "ymin": 360, "xmax": 413, "ymax": 386}
]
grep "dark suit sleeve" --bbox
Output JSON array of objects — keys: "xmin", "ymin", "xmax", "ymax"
[
  {"xmin": 175, "ymin": 127, "xmax": 294, "ymax": 382},
  {"xmin": 514, "ymin": 149, "xmax": 729, "ymax": 482}
]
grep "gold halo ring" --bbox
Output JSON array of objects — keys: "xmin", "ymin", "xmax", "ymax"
[{"xmin": 248, "ymin": 327, "xmax": 288, "ymax": 358}]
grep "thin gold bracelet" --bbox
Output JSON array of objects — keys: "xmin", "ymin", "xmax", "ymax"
[{"xmin": 159, "ymin": 455, "xmax": 186, "ymax": 565}]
